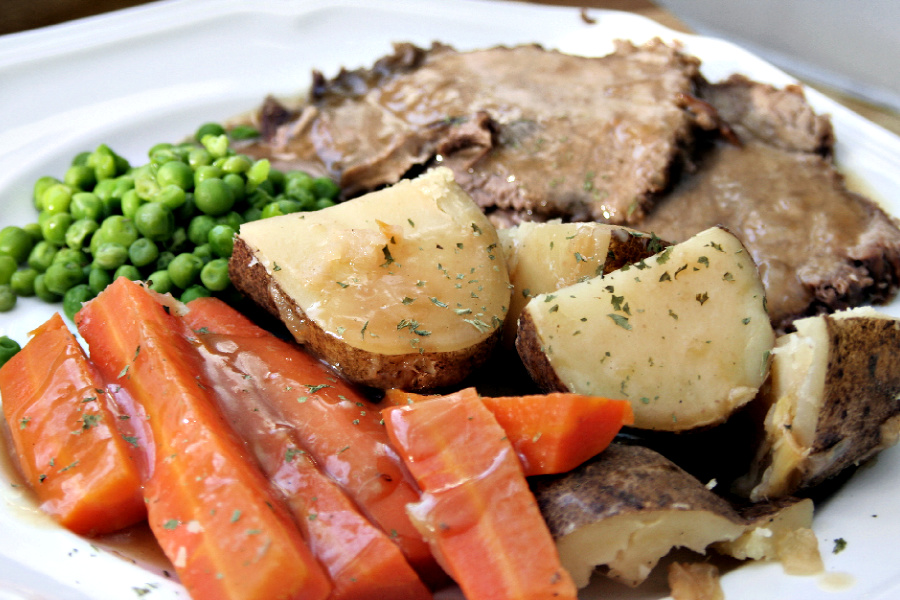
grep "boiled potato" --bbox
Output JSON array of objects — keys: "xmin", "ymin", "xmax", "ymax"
[
  {"xmin": 517, "ymin": 226, "xmax": 775, "ymax": 431},
  {"xmin": 498, "ymin": 221, "xmax": 665, "ymax": 345},
  {"xmin": 735, "ymin": 307, "xmax": 900, "ymax": 501},
  {"xmin": 533, "ymin": 444, "xmax": 749, "ymax": 588},
  {"xmin": 229, "ymin": 167, "xmax": 510, "ymax": 390}
]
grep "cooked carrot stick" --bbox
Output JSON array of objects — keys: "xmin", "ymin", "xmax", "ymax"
[
  {"xmin": 384, "ymin": 388, "xmax": 632, "ymax": 476},
  {"xmin": 383, "ymin": 388, "xmax": 577, "ymax": 600},
  {"xmin": 0, "ymin": 312, "xmax": 145, "ymax": 536},
  {"xmin": 181, "ymin": 296, "xmax": 445, "ymax": 587},
  {"xmin": 183, "ymin": 307, "xmax": 431, "ymax": 599},
  {"xmin": 76, "ymin": 278, "xmax": 331, "ymax": 600}
]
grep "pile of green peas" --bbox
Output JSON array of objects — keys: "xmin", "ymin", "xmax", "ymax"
[{"xmin": 0, "ymin": 122, "xmax": 340, "ymax": 320}]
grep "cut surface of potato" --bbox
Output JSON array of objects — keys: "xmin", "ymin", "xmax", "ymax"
[
  {"xmin": 736, "ymin": 307, "xmax": 900, "ymax": 501},
  {"xmin": 230, "ymin": 167, "xmax": 510, "ymax": 390},
  {"xmin": 532, "ymin": 444, "xmax": 748, "ymax": 588},
  {"xmin": 498, "ymin": 221, "xmax": 665, "ymax": 345},
  {"xmin": 714, "ymin": 497, "xmax": 814, "ymax": 561},
  {"xmin": 517, "ymin": 226, "xmax": 775, "ymax": 431}
]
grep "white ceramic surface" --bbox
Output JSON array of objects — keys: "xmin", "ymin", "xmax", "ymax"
[{"xmin": 1, "ymin": 1, "xmax": 900, "ymax": 598}]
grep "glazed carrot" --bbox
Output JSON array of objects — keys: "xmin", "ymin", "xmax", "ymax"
[
  {"xmin": 183, "ymin": 305, "xmax": 431, "ymax": 599},
  {"xmin": 383, "ymin": 388, "xmax": 577, "ymax": 600},
  {"xmin": 384, "ymin": 388, "xmax": 632, "ymax": 476},
  {"xmin": 76, "ymin": 278, "xmax": 331, "ymax": 600},
  {"xmin": 0, "ymin": 313, "xmax": 144, "ymax": 536},
  {"xmin": 181, "ymin": 296, "xmax": 445, "ymax": 587}
]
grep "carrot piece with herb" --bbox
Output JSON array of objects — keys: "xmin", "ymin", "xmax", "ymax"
[
  {"xmin": 76, "ymin": 278, "xmax": 331, "ymax": 600},
  {"xmin": 0, "ymin": 312, "xmax": 145, "ymax": 536},
  {"xmin": 383, "ymin": 388, "xmax": 578, "ymax": 600},
  {"xmin": 181, "ymin": 296, "xmax": 445, "ymax": 588},
  {"xmin": 184, "ymin": 313, "xmax": 431, "ymax": 599},
  {"xmin": 384, "ymin": 388, "xmax": 632, "ymax": 476}
]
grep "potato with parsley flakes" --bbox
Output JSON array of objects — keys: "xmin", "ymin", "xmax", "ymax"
[
  {"xmin": 229, "ymin": 167, "xmax": 510, "ymax": 391},
  {"xmin": 516, "ymin": 226, "xmax": 774, "ymax": 431}
]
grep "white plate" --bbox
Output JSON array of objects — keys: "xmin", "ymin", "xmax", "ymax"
[{"xmin": 1, "ymin": 1, "xmax": 899, "ymax": 598}]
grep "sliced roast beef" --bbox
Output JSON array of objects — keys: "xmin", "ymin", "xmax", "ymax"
[
  {"xmin": 641, "ymin": 77, "xmax": 900, "ymax": 332},
  {"xmin": 243, "ymin": 39, "xmax": 707, "ymax": 224}
]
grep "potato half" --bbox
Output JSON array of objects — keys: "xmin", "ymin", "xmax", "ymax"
[
  {"xmin": 229, "ymin": 167, "xmax": 510, "ymax": 390},
  {"xmin": 498, "ymin": 221, "xmax": 666, "ymax": 345},
  {"xmin": 735, "ymin": 307, "xmax": 900, "ymax": 501},
  {"xmin": 517, "ymin": 226, "xmax": 775, "ymax": 431}
]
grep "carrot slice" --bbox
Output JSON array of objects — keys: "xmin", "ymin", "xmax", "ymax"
[
  {"xmin": 384, "ymin": 388, "xmax": 632, "ymax": 476},
  {"xmin": 181, "ymin": 296, "xmax": 445, "ymax": 587},
  {"xmin": 0, "ymin": 313, "xmax": 144, "ymax": 536},
  {"xmin": 383, "ymin": 388, "xmax": 577, "ymax": 600},
  {"xmin": 76, "ymin": 278, "xmax": 331, "ymax": 600},
  {"xmin": 183, "ymin": 303, "xmax": 431, "ymax": 599}
]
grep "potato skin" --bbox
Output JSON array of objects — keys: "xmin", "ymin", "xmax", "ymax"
[
  {"xmin": 533, "ymin": 444, "xmax": 743, "ymax": 535},
  {"xmin": 515, "ymin": 309, "xmax": 567, "ymax": 394},
  {"xmin": 230, "ymin": 235, "xmax": 500, "ymax": 391}
]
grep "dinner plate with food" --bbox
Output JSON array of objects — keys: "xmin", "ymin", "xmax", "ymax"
[{"xmin": 1, "ymin": 1, "xmax": 900, "ymax": 599}]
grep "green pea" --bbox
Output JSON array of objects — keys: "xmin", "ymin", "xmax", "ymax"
[
  {"xmin": 207, "ymin": 224, "xmax": 235, "ymax": 258},
  {"xmin": 64, "ymin": 164, "xmax": 96, "ymax": 191},
  {"xmin": 44, "ymin": 261, "xmax": 85, "ymax": 295},
  {"xmin": 288, "ymin": 186, "xmax": 316, "ymax": 210},
  {"xmin": 285, "ymin": 170, "xmax": 314, "ymax": 194},
  {"xmin": 155, "ymin": 251, "xmax": 175, "ymax": 271},
  {"xmin": 248, "ymin": 188, "xmax": 274, "ymax": 210},
  {"xmin": 167, "ymin": 252, "xmax": 203, "ymax": 289},
  {"xmin": 188, "ymin": 148, "xmax": 212, "ymax": 169},
  {"xmin": 150, "ymin": 147, "xmax": 179, "ymax": 169},
  {"xmin": 33, "ymin": 176, "xmax": 61, "ymax": 209},
  {"xmin": 99, "ymin": 216, "xmax": 139, "ymax": 248},
  {"xmin": 216, "ymin": 211, "xmax": 244, "ymax": 232},
  {"xmin": 63, "ymin": 284, "xmax": 93, "ymax": 321},
  {"xmin": 0, "ymin": 335, "xmax": 21, "ymax": 366},
  {"xmin": 87, "ymin": 267, "xmax": 112, "ymax": 295},
  {"xmin": 40, "ymin": 183, "xmax": 73, "ymax": 214},
  {"xmin": 111, "ymin": 175, "xmax": 136, "ymax": 200},
  {"xmin": 201, "ymin": 133, "xmax": 230, "ymax": 159},
  {"xmin": 72, "ymin": 151, "xmax": 91, "ymax": 167},
  {"xmin": 261, "ymin": 199, "xmax": 300, "ymax": 219},
  {"xmin": 10, "ymin": 268, "xmax": 37, "ymax": 297},
  {"xmin": 181, "ymin": 284, "xmax": 211, "ymax": 304},
  {"xmin": 193, "ymin": 243, "xmax": 214, "ymax": 264},
  {"xmin": 71, "ymin": 192, "xmax": 104, "ymax": 221},
  {"xmin": 176, "ymin": 192, "xmax": 196, "ymax": 222},
  {"xmin": 53, "ymin": 247, "xmax": 89, "ymax": 268},
  {"xmin": 194, "ymin": 165, "xmax": 223, "ymax": 187},
  {"xmin": 246, "ymin": 158, "xmax": 270, "ymax": 191},
  {"xmin": 223, "ymin": 173, "xmax": 245, "ymax": 203},
  {"xmin": 267, "ymin": 168, "xmax": 286, "ymax": 194},
  {"xmin": 27, "ymin": 241, "xmax": 57, "ymax": 272},
  {"xmin": 0, "ymin": 285, "xmax": 14, "ymax": 312},
  {"xmin": 93, "ymin": 242, "xmax": 129, "ymax": 270},
  {"xmin": 128, "ymin": 238, "xmax": 159, "ymax": 268},
  {"xmin": 228, "ymin": 125, "xmax": 260, "ymax": 140},
  {"xmin": 23, "ymin": 223, "xmax": 43, "ymax": 244},
  {"xmin": 221, "ymin": 154, "xmax": 252, "ymax": 175},
  {"xmin": 134, "ymin": 170, "xmax": 161, "ymax": 201},
  {"xmin": 87, "ymin": 144, "xmax": 128, "ymax": 181},
  {"xmin": 92, "ymin": 178, "xmax": 118, "ymax": 203},
  {"xmin": 195, "ymin": 122, "xmax": 226, "ymax": 142},
  {"xmin": 65, "ymin": 218, "xmax": 99, "ymax": 249},
  {"xmin": 134, "ymin": 202, "xmax": 175, "ymax": 242},
  {"xmin": 157, "ymin": 160, "xmax": 194, "ymax": 191},
  {"xmin": 164, "ymin": 226, "xmax": 188, "ymax": 254},
  {"xmin": 114, "ymin": 264, "xmax": 142, "ymax": 282},
  {"xmin": 0, "ymin": 256, "xmax": 15, "ymax": 285},
  {"xmin": 155, "ymin": 184, "xmax": 187, "ymax": 210},
  {"xmin": 243, "ymin": 206, "xmax": 263, "ymax": 223},
  {"xmin": 0, "ymin": 225, "xmax": 36, "ymax": 264},
  {"xmin": 187, "ymin": 214, "xmax": 217, "ymax": 246},
  {"xmin": 314, "ymin": 198, "xmax": 336, "ymax": 211},
  {"xmin": 194, "ymin": 178, "xmax": 235, "ymax": 216},
  {"xmin": 121, "ymin": 189, "xmax": 143, "ymax": 220},
  {"xmin": 200, "ymin": 258, "xmax": 230, "ymax": 291},
  {"xmin": 40, "ymin": 213, "xmax": 73, "ymax": 246},
  {"xmin": 34, "ymin": 273, "xmax": 61, "ymax": 302},
  {"xmin": 312, "ymin": 176, "xmax": 341, "ymax": 200},
  {"xmin": 146, "ymin": 269, "xmax": 173, "ymax": 294}
]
